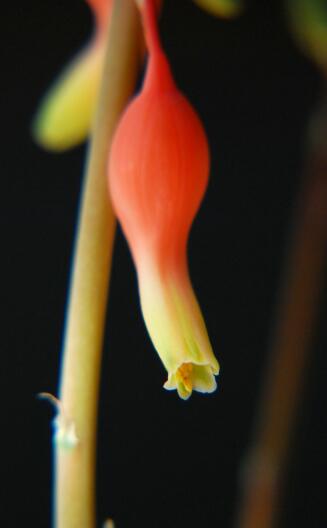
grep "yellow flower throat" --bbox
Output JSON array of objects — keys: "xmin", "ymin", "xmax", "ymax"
[{"xmin": 176, "ymin": 363, "xmax": 193, "ymax": 394}]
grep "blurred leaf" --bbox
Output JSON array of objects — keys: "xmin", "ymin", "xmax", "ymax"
[{"xmin": 287, "ymin": 0, "xmax": 327, "ymax": 69}]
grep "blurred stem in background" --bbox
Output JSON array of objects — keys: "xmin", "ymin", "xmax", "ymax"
[
  {"xmin": 236, "ymin": 2, "xmax": 327, "ymax": 526},
  {"xmin": 54, "ymin": 1, "xmax": 141, "ymax": 527},
  {"xmin": 235, "ymin": 90, "xmax": 327, "ymax": 528}
]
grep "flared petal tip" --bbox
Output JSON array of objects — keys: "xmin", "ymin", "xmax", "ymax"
[{"xmin": 164, "ymin": 362, "xmax": 219, "ymax": 400}]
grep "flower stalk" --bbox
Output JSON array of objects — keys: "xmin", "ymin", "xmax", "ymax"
[{"xmin": 54, "ymin": 1, "xmax": 141, "ymax": 527}]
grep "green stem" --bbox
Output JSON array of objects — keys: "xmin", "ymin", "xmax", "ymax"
[{"xmin": 54, "ymin": 2, "xmax": 141, "ymax": 527}]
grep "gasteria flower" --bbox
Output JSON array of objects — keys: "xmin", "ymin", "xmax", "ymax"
[
  {"xmin": 32, "ymin": 0, "xmax": 112, "ymax": 151},
  {"xmin": 108, "ymin": 0, "xmax": 219, "ymax": 399}
]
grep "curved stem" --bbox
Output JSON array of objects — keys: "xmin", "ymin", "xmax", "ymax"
[
  {"xmin": 54, "ymin": 2, "xmax": 141, "ymax": 527},
  {"xmin": 235, "ymin": 91, "xmax": 327, "ymax": 528}
]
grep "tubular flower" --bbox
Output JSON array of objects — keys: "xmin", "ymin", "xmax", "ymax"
[
  {"xmin": 108, "ymin": 0, "xmax": 219, "ymax": 399},
  {"xmin": 32, "ymin": 0, "xmax": 112, "ymax": 152}
]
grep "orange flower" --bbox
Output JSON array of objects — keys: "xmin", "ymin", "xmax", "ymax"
[
  {"xmin": 33, "ymin": 0, "xmax": 112, "ymax": 151},
  {"xmin": 108, "ymin": 0, "xmax": 219, "ymax": 399}
]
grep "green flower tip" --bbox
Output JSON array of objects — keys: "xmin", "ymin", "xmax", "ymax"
[
  {"xmin": 32, "ymin": 45, "xmax": 103, "ymax": 152},
  {"xmin": 193, "ymin": 0, "xmax": 243, "ymax": 18}
]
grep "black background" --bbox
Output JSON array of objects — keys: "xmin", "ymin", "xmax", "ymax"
[{"xmin": 1, "ymin": 0, "xmax": 327, "ymax": 526}]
